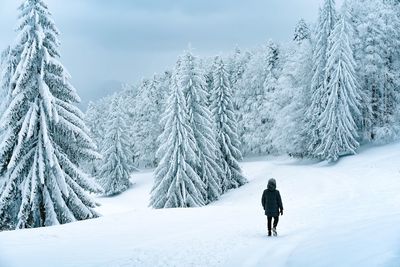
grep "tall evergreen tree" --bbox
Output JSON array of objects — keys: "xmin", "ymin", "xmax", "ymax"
[
  {"xmin": 0, "ymin": 0, "xmax": 102, "ymax": 230},
  {"xmin": 210, "ymin": 57, "xmax": 247, "ymax": 192},
  {"xmin": 84, "ymin": 99, "xmax": 109, "ymax": 176},
  {"xmin": 227, "ymin": 47, "xmax": 252, "ymax": 121},
  {"xmin": 351, "ymin": 0, "xmax": 400, "ymax": 142},
  {"xmin": 180, "ymin": 51, "xmax": 222, "ymax": 203},
  {"xmin": 315, "ymin": 3, "xmax": 362, "ymax": 161},
  {"xmin": 150, "ymin": 60, "xmax": 205, "ymax": 208},
  {"xmin": 293, "ymin": 19, "xmax": 311, "ymax": 44},
  {"xmin": 351, "ymin": 0, "xmax": 386, "ymax": 141},
  {"xmin": 227, "ymin": 47, "xmax": 251, "ymax": 88},
  {"xmin": 271, "ymin": 36, "xmax": 313, "ymax": 157},
  {"xmin": 237, "ymin": 41, "xmax": 281, "ymax": 156},
  {"xmin": 118, "ymin": 88, "xmax": 141, "ymax": 168},
  {"xmin": 305, "ymin": 0, "xmax": 337, "ymax": 157},
  {"xmin": 380, "ymin": 0, "xmax": 400, "ymax": 140},
  {"xmin": 97, "ymin": 97, "xmax": 132, "ymax": 196},
  {"xmin": 132, "ymin": 76, "xmax": 167, "ymax": 168}
]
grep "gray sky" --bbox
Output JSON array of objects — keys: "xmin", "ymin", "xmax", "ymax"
[{"xmin": 0, "ymin": 0, "xmax": 343, "ymax": 107}]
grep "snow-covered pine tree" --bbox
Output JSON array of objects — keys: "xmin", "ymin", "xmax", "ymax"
[
  {"xmin": 293, "ymin": 19, "xmax": 311, "ymax": 44},
  {"xmin": 85, "ymin": 101, "xmax": 107, "ymax": 148},
  {"xmin": 315, "ymin": 2, "xmax": 362, "ymax": 161},
  {"xmin": 150, "ymin": 59, "xmax": 205, "ymax": 208},
  {"xmin": 180, "ymin": 51, "xmax": 222, "ymax": 203},
  {"xmin": 351, "ymin": 0, "xmax": 386, "ymax": 142},
  {"xmin": 227, "ymin": 47, "xmax": 251, "ymax": 88},
  {"xmin": 227, "ymin": 47, "xmax": 252, "ymax": 116},
  {"xmin": 262, "ymin": 42, "xmax": 282, "ymax": 155},
  {"xmin": 305, "ymin": 0, "xmax": 337, "ymax": 157},
  {"xmin": 0, "ymin": 0, "xmax": 102, "ymax": 230},
  {"xmin": 84, "ymin": 100, "xmax": 109, "ymax": 176},
  {"xmin": 97, "ymin": 97, "xmax": 132, "ymax": 196},
  {"xmin": 263, "ymin": 42, "xmax": 281, "ymax": 93},
  {"xmin": 352, "ymin": 0, "xmax": 400, "ymax": 142},
  {"xmin": 237, "ymin": 41, "xmax": 281, "ymax": 156},
  {"xmin": 210, "ymin": 56, "xmax": 247, "ymax": 192},
  {"xmin": 132, "ymin": 75, "xmax": 167, "ymax": 168},
  {"xmin": 379, "ymin": 0, "xmax": 400, "ymax": 140},
  {"xmin": 119, "ymin": 87, "xmax": 141, "ymax": 168},
  {"xmin": 270, "ymin": 31, "xmax": 313, "ymax": 157}
]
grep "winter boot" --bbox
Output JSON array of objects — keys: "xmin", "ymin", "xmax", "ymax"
[
  {"xmin": 272, "ymin": 227, "xmax": 277, "ymax": 236},
  {"xmin": 268, "ymin": 230, "xmax": 272, "ymax": 236}
]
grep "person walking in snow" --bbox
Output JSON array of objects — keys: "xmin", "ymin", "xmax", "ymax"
[{"xmin": 261, "ymin": 178, "xmax": 283, "ymax": 236}]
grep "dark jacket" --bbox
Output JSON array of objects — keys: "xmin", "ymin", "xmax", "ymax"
[{"xmin": 261, "ymin": 180, "xmax": 283, "ymax": 217}]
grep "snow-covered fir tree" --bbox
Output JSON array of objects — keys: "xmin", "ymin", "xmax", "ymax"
[
  {"xmin": 118, "ymin": 87, "xmax": 141, "ymax": 167},
  {"xmin": 85, "ymin": 100, "xmax": 108, "ymax": 149},
  {"xmin": 379, "ymin": 0, "xmax": 400, "ymax": 140},
  {"xmin": 227, "ymin": 47, "xmax": 252, "ymax": 113},
  {"xmin": 210, "ymin": 56, "xmax": 247, "ymax": 192},
  {"xmin": 293, "ymin": 19, "xmax": 311, "ymax": 44},
  {"xmin": 0, "ymin": 0, "xmax": 102, "ymax": 230},
  {"xmin": 227, "ymin": 47, "xmax": 251, "ymax": 88},
  {"xmin": 236, "ymin": 41, "xmax": 281, "ymax": 156},
  {"xmin": 150, "ymin": 60, "xmax": 205, "ymax": 208},
  {"xmin": 132, "ymin": 75, "xmax": 168, "ymax": 168},
  {"xmin": 262, "ymin": 42, "xmax": 282, "ymax": 155},
  {"xmin": 351, "ymin": 0, "xmax": 400, "ymax": 142},
  {"xmin": 84, "ymin": 99, "xmax": 109, "ymax": 176},
  {"xmin": 315, "ymin": 2, "xmax": 362, "ymax": 161},
  {"xmin": 270, "ymin": 32, "xmax": 313, "ymax": 157},
  {"xmin": 305, "ymin": 0, "xmax": 337, "ymax": 157},
  {"xmin": 97, "ymin": 97, "xmax": 132, "ymax": 196},
  {"xmin": 180, "ymin": 51, "xmax": 222, "ymax": 203},
  {"xmin": 351, "ymin": 0, "xmax": 386, "ymax": 141}
]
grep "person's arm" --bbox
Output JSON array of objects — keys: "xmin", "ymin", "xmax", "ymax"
[
  {"xmin": 277, "ymin": 191, "xmax": 283, "ymax": 215},
  {"xmin": 261, "ymin": 191, "xmax": 266, "ymax": 209}
]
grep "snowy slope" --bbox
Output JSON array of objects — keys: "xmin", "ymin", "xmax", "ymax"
[{"xmin": 1, "ymin": 143, "xmax": 400, "ymax": 267}]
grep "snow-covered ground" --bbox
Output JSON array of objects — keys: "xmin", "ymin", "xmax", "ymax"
[{"xmin": 1, "ymin": 143, "xmax": 400, "ymax": 267}]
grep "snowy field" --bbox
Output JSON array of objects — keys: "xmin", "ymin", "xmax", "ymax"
[{"xmin": 1, "ymin": 143, "xmax": 400, "ymax": 267}]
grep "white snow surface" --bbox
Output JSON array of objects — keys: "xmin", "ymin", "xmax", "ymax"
[{"xmin": 1, "ymin": 143, "xmax": 400, "ymax": 267}]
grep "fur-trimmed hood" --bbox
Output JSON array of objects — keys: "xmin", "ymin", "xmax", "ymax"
[{"xmin": 267, "ymin": 178, "xmax": 276, "ymax": 191}]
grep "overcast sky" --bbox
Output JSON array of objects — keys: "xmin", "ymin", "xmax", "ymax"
[{"xmin": 0, "ymin": 0, "xmax": 343, "ymax": 107}]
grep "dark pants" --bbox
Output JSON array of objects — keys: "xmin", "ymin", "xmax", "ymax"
[{"xmin": 267, "ymin": 216, "xmax": 279, "ymax": 231}]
